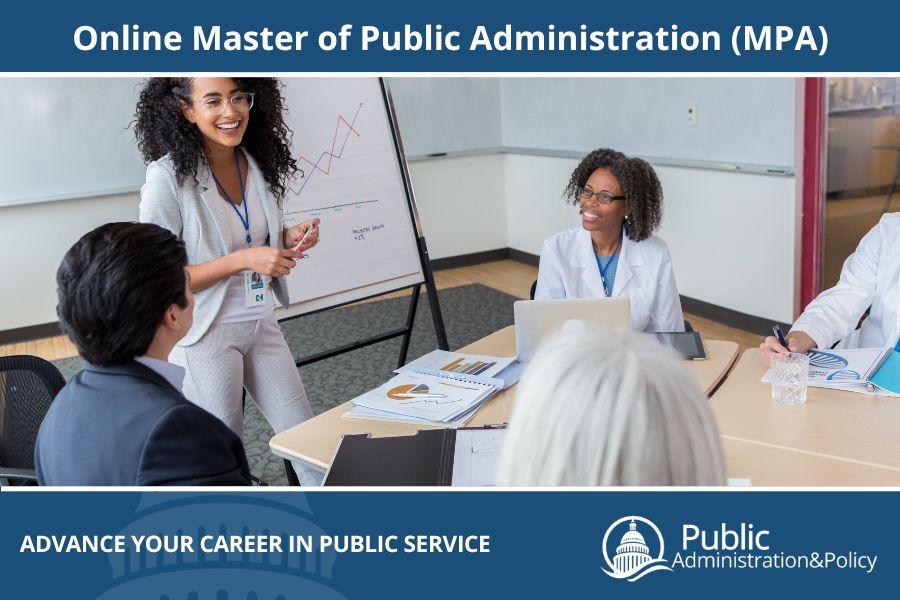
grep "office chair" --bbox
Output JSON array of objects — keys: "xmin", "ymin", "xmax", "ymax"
[
  {"xmin": 529, "ymin": 278, "xmax": 693, "ymax": 332},
  {"xmin": 0, "ymin": 355, "xmax": 66, "ymax": 485}
]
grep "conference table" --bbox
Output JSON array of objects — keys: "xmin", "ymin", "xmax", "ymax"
[
  {"xmin": 711, "ymin": 349, "xmax": 900, "ymax": 486},
  {"xmin": 270, "ymin": 326, "xmax": 739, "ymax": 471}
]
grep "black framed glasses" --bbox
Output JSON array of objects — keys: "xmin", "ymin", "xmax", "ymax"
[{"xmin": 578, "ymin": 186, "xmax": 626, "ymax": 205}]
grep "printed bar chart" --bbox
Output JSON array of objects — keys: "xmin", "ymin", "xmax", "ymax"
[
  {"xmin": 440, "ymin": 357, "xmax": 465, "ymax": 372},
  {"xmin": 439, "ymin": 359, "xmax": 498, "ymax": 375}
]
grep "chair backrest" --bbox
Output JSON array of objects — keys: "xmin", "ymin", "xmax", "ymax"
[{"xmin": 0, "ymin": 356, "xmax": 66, "ymax": 473}]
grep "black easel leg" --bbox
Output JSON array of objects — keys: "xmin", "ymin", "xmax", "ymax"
[
  {"xmin": 397, "ymin": 285, "xmax": 420, "ymax": 369},
  {"xmin": 416, "ymin": 237, "xmax": 450, "ymax": 350},
  {"xmin": 425, "ymin": 284, "xmax": 449, "ymax": 351}
]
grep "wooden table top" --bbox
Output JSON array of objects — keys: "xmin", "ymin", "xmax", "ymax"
[
  {"xmin": 271, "ymin": 326, "xmax": 739, "ymax": 470},
  {"xmin": 710, "ymin": 348, "xmax": 900, "ymax": 480}
]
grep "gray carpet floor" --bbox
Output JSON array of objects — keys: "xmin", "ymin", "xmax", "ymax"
[{"xmin": 53, "ymin": 284, "xmax": 518, "ymax": 485}]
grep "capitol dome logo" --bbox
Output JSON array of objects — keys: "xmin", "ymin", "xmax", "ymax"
[{"xmin": 602, "ymin": 516, "xmax": 673, "ymax": 582}]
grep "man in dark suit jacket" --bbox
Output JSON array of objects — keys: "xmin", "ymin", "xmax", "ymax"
[{"xmin": 36, "ymin": 222, "xmax": 251, "ymax": 486}]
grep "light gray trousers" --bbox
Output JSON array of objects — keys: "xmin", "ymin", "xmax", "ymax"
[{"xmin": 170, "ymin": 316, "xmax": 320, "ymax": 485}]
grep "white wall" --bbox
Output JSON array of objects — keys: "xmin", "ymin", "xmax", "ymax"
[
  {"xmin": 407, "ymin": 155, "xmax": 507, "ymax": 258},
  {"xmin": 655, "ymin": 166, "xmax": 796, "ymax": 321},
  {"xmin": 0, "ymin": 192, "xmax": 139, "ymax": 331},
  {"xmin": 503, "ymin": 154, "xmax": 581, "ymax": 255}
]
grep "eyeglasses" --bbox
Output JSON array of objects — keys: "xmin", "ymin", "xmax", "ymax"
[
  {"xmin": 578, "ymin": 186, "xmax": 626, "ymax": 205},
  {"xmin": 190, "ymin": 92, "xmax": 255, "ymax": 114}
]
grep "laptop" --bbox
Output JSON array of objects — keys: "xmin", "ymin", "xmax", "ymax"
[{"xmin": 513, "ymin": 297, "xmax": 632, "ymax": 362}]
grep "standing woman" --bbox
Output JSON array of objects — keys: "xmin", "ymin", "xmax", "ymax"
[
  {"xmin": 135, "ymin": 77, "xmax": 320, "ymax": 484},
  {"xmin": 534, "ymin": 148, "xmax": 684, "ymax": 333}
]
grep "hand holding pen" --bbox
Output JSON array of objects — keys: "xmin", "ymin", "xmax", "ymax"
[
  {"xmin": 759, "ymin": 325, "xmax": 817, "ymax": 366},
  {"xmin": 284, "ymin": 218, "xmax": 321, "ymax": 258}
]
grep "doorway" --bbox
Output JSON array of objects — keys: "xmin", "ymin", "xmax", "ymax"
[{"xmin": 823, "ymin": 78, "xmax": 900, "ymax": 288}]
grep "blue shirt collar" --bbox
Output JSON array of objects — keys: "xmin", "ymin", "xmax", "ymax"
[{"xmin": 134, "ymin": 356, "xmax": 185, "ymax": 392}]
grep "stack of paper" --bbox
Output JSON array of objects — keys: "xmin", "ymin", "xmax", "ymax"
[
  {"xmin": 348, "ymin": 372, "xmax": 496, "ymax": 426},
  {"xmin": 451, "ymin": 428, "xmax": 508, "ymax": 486}
]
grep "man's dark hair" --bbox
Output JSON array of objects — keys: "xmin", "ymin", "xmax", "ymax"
[{"xmin": 56, "ymin": 222, "xmax": 189, "ymax": 366}]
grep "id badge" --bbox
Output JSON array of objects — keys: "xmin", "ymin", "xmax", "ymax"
[{"xmin": 244, "ymin": 271, "xmax": 266, "ymax": 308}]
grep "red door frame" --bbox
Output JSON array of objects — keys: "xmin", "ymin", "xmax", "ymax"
[{"xmin": 800, "ymin": 78, "xmax": 827, "ymax": 311}]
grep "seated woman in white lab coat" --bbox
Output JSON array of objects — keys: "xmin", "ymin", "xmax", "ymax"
[
  {"xmin": 760, "ymin": 213, "xmax": 900, "ymax": 365},
  {"xmin": 534, "ymin": 148, "xmax": 684, "ymax": 333}
]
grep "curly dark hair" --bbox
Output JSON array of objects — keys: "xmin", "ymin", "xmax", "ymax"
[
  {"xmin": 563, "ymin": 148, "xmax": 663, "ymax": 242},
  {"xmin": 133, "ymin": 77, "xmax": 296, "ymax": 199}
]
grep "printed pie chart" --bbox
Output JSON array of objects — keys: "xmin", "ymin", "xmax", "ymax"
[
  {"xmin": 387, "ymin": 384, "xmax": 444, "ymax": 400},
  {"xmin": 387, "ymin": 384, "xmax": 428, "ymax": 400}
]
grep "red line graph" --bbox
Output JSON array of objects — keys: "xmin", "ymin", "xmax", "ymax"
[
  {"xmin": 287, "ymin": 103, "xmax": 363, "ymax": 198},
  {"xmin": 296, "ymin": 115, "xmax": 360, "ymax": 175}
]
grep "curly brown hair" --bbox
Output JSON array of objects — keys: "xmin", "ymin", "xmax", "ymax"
[
  {"xmin": 563, "ymin": 148, "xmax": 663, "ymax": 242},
  {"xmin": 133, "ymin": 77, "xmax": 296, "ymax": 199}
]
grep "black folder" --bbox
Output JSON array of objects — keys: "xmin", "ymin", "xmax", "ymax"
[{"xmin": 323, "ymin": 426, "xmax": 505, "ymax": 486}]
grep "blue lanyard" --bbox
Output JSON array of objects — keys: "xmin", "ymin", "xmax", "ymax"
[
  {"xmin": 595, "ymin": 228, "xmax": 623, "ymax": 297},
  {"xmin": 210, "ymin": 149, "xmax": 250, "ymax": 246}
]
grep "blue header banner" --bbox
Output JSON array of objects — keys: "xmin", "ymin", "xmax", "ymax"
[
  {"xmin": 1, "ymin": 0, "xmax": 898, "ymax": 72},
  {"xmin": 0, "ymin": 490, "xmax": 896, "ymax": 598}
]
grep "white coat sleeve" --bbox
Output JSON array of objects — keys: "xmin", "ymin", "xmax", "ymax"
[
  {"xmin": 534, "ymin": 239, "xmax": 566, "ymax": 300},
  {"xmin": 646, "ymin": 245, "xmax": 685, "ymax": 333},
  {"xmin": 139, "ymin": 162, "xmax": 183, "ymax": 238},
  {"xmin": 791, "ymin": 217, "xmax": 882, "ymax": 349}
]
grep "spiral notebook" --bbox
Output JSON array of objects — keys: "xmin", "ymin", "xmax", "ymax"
[{"xmin": 395, "ymin": 349, "xmax": 524, "ymax": 389}]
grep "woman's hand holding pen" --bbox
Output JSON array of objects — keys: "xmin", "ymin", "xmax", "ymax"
[
  {"xmin": 759, "ymin": 330, "xmax": 817, "ymax": 366},
  {"xmin": 240, "ymin": 247, "xmax": 303, "ymax": 277},
  {"xmin": 235, "ymin": 218, "xmax": 320, "ymax": 278},
  {"xmin": 284, "ymin": 218, "xmax": 321, "ymax": 255}
]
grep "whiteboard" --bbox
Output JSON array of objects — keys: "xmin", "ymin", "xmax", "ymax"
[
  {"xmin": 498, "ymin": 78, "xmax": 796, "ymax": 169},
  {"xmin": 0, "ymin": 77, "xmax": 147, "ymax": 207},
  {"xmin": 276, "ymin": 78, "xmax": 425, "ymax": 317},
  {"xmin": 387, "ymin": 77, "xmax": 795, "ymax": 170},
  {"xmin": 386, "ymin": 78, "xmax": 503, "ymax": 157}
]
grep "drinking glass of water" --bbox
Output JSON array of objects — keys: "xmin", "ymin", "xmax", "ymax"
[{"xmin": 771, "ymin": 352, "xmax": 809, "ymax": 405}]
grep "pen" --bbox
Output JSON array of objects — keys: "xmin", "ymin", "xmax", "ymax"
[
  {"xmin": 292, "ymin": 223, "xmax": 317, "ymax": 252},
  {"xmin": 772, "ymin": 325, "xmax": 790, "ymax": 351}
]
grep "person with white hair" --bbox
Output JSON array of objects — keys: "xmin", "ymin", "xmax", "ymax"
[{"xmin": 497, "ymin": 327, "xmax": 726, "ymax": 486}]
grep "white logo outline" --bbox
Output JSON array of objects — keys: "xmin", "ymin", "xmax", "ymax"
[{"xmin": 601, "ymin": 515, "xmax": 673, "ymax": 582}]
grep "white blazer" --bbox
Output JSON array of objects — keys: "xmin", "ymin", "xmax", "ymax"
[
  {"xmin": 139, "ymin": 151, "xmax": 289, "ymax": 347},
  {"xmin": 534, "ymin": 227, "xmax": 684, "ymax": 333},
  {"xmin": 793, "ymin": 213, "xmax": 900, "ymax": 349}
]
